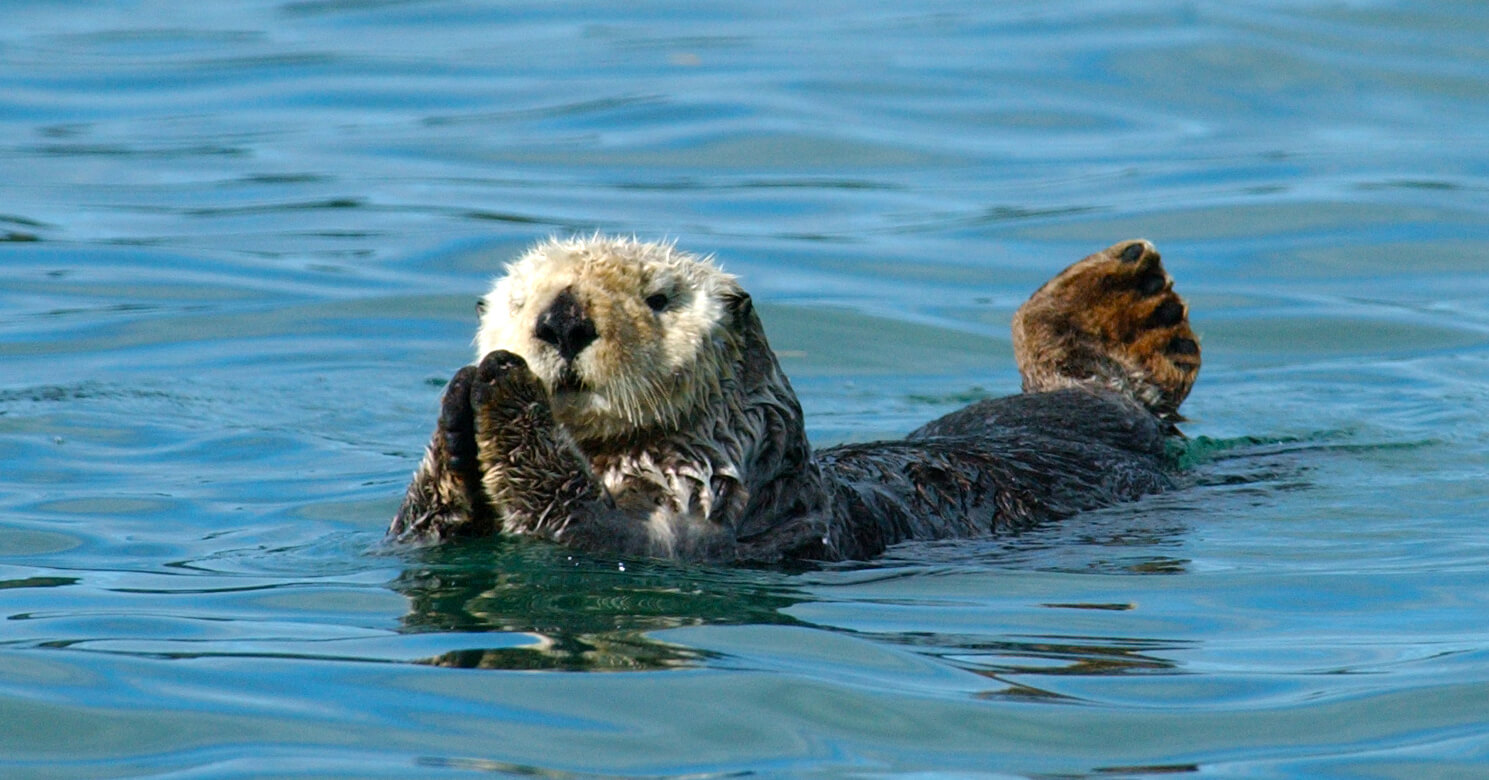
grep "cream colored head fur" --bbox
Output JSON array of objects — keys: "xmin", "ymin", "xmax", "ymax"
[{"xmin": 475, "ymin": 235, "xmax": 747, "ymax": 444}]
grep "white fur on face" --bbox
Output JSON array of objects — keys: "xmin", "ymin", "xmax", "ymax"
[{"xmin": 475, "ymin": 235, "xmax": 740, "ymax": 441}]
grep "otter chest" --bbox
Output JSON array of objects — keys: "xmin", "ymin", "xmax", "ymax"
[{"xmin": 594, "ymin": 451, "xmax": 744, "ymax": 546}]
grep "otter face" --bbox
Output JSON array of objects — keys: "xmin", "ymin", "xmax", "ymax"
[{"xmin": 474, "ymin": 236, "xmax": 743, "ymax": 442}]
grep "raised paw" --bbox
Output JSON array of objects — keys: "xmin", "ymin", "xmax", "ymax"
[
  {"xmin": 438, "ymin": 365, "xmax": 481, "ymax": 479},
  {"xmin": 468, "ymin": 349, "xmax": 558, "ymax": 473},
  {"xmin": 465, "ymin": 349, "xmax": 603, "ymax": 535},
  {"xmin": 1012, "ymin": 239, "xmax": 1200, "ymax": 421},
  {"xmin": 469, "ymin": 349, "xmax": 548, "ymax": 424},
  {"xmin": 475, "ymin": 348, "xmax": 537, "ymax": 385},
  {"xmin": 387, "ymin": 364, "xmax": 493, "ymax": 541}
]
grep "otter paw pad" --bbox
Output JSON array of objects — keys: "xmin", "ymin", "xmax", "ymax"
[{"xmin": 1013, "ymin": 238, "xmax": 1201, "ymax": 420}]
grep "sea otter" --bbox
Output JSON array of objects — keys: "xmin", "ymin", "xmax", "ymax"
[{"xmin": 389, "ymin": 236, "xmax": 1200, "ymax": 563}]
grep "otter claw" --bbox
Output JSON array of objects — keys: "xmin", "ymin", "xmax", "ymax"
[{"xmin": 1119, "ymin": 241, "xmax": 1150, "ymax": 264}]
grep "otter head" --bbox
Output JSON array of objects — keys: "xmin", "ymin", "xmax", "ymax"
[{"xmin": 475, "ymin": 236, "xmax": 753, "ymax": 445}]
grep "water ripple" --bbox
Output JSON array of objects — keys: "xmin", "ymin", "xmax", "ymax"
[{"xmin": 1, "ymin": 0, "xmax": 1488, "ymax": 776}]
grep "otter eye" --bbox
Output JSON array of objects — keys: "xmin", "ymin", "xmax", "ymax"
[
  {"xmin": 645, "ymin": 292, "xmax": 670, "ymax": 312},
  {"xmin": 475, "ymin": 298, "xmax": 487, "ymax": 317}
]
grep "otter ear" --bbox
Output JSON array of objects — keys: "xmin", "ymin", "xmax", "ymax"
[{"xmin": 722, "ymin": 287, "xmax": 753, "ymax": 326}]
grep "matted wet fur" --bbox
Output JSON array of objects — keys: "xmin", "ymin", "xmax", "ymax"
[{"xmin": 389, "ymin": 236, "xmax": 1200, "ymax": 563}]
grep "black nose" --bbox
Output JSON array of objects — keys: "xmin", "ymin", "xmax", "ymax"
[{"xmin": 533, "ymin": 287, "xmax": 597, "ymax": 362}]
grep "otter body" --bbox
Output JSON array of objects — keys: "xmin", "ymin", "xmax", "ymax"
[{"xmin": 390, "ymin": 237, "xmax": 1199, "ymax": 563}]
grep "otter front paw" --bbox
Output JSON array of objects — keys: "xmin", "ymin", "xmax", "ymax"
[
  {"xmin": 389, "ymin": 365, "xmax": 494, "ymax": 541},
  {"xmin": 469, "ymin": 350, "xmax": 550, "ymax": 438},
  {"xmin": 469, "ymin": 350, "xmax": 557, "ymax": 513},
  {"xmin": 468, "ymin": 350, "xmax": 606, "ymax": 536},
  {"xmin": 438, "ymin": 365, "xmax": 482, "ymax": 482}
]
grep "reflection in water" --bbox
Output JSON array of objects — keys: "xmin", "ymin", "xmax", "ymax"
[
  {"xmin": 392, "ymin": 536, "xmax": 1194, "ymax": 688},
  {"xmin": 0, "ymin": 575, "xmax": 79, "ymax": 590},
  {"xmin": 391, "ymin": 538, "xmax": 805, "ymax": 671},
  {"xmin": 974, "ymin": 634, "xmax": 1183, "ymax": 677},
  {"xmin": 857, "ymin": 614, "xmax": 1188, "ymax": 703},
  {"xmin": 390, "ymin": 499, "xmax": 1201, "ymax": 679},
  {"xmin": 1093, "ymin": 764, "xmax": 1200, "ymax": 776}
]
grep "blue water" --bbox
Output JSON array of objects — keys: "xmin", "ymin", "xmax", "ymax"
[{"xmin": 3, "ymin": 1, "xmax": 1489, "ymax": 776}]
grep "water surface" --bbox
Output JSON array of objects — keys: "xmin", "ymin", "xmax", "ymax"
[{"xmin": 2, "ymin": 1, "xmax": 1488, "ymax": 777}]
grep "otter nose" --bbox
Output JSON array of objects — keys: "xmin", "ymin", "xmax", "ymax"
[{"xmin": 534, "ymin": 288, "xmax": 597, "ymax": 362}]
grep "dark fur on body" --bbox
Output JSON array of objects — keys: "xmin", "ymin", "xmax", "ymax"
[{"xmin": 390, "ymin": 238, "xmax": 1198, "ymax": 564}]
